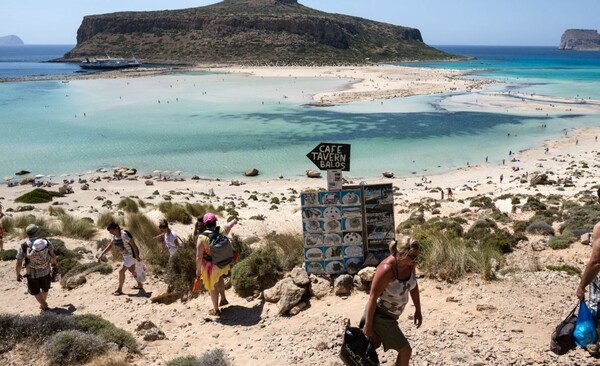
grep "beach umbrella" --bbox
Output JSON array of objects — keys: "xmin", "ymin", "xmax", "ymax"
[
  {"xmin": 163, "ymin": 170, "xmax": 172, "ymax": 175},
  {"xmin": 174, "ymin": 170, "xmax": 183, "ymax": 175},
  {"xmin": 153, "ymin": 169, "xmax": 162, "ymax": 174},
  {"xmin": 34, "ymin": 174, "xmax": 45, "ymax": 179},
  {"xmin": 76, "ymin": 172, "xmax": 85, "ymax": 177},
  {"xmin": 61, "ymin": 173, "xmax": 70, "ymax": 177},
  {"xmin": 3, "ymin": 176, "xmax": 14, "ymax": 181}
]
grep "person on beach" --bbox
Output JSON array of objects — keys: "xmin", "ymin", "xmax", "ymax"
[
  {"xmin": 447, "ymin": 188, "xmax": 453, "ymax": 199},
  {"xmin": 576, "ymin": 188, "xmax": 600, "ymax": 354},
  {"xmin": 361, "ymin": 236, "xmax": 422, "ymax": 366},
  {"xmin": 98, "ymin": 222, "xmax": 143, "ymax": 295},
  {"xmin": 154, "ymin": 220, "xmax": 181, "ymax": 257},
  {"xmin": 500, "ymin": 174, "xmax": 504, "ymax": 183},
  {"xmin": 0, "ymin": 204, "xmax": 5, "ymax": 251},
  {"xmin": 15, "ymin": 224, "xmax": 58, "ymax": 311},
  {"xmin": 196, "ymin": 212, "xmax": 237, "ymax": 316}
]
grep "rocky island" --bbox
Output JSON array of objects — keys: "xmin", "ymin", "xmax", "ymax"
[
  {"xmin": 0, "ymin": 35, "xmax": 24, "ymax": 46},
  {"xmin": 559, "ymin": 29, "xmax": 600, "ymax": 51},
  {"xmin": 60, "ymin": 0, "xmax": 457, "ymax": 65}
]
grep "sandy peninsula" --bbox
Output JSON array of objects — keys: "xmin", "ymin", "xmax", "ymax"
[{"xmin": 1, "ymin": 65, "xmax": 600, "ymax": 365}]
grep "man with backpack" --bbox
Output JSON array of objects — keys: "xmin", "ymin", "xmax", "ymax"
[
  {"xmin": 576, "ymin": 188, "xmax": 600, "ymax": 354},
  {"xmin": 15, "ymin": 224, "xmax": 58, "ymax": 311},
  {"xmin": 196, "ymin": 212, "xmax": 237, "ymax": 316},
  {"xmin": 98, "ymin": 222, "xmax": 143, "ymax": 295}
]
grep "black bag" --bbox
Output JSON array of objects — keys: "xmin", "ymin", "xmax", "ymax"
[
  {"xmin": 203, "ymin": 227, "xmax": 234, "ymax": 269},
  {"xmin": 339, "ymin": 320, "xmax": 379, "ymax": 366},
  {"xmin": 550, "ymin": 303, "xmax": 579, "ymax": 355}
]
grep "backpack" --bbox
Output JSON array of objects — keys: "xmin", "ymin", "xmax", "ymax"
[
  {"xmin": 203, "ymin": 227, "xmax": 234, "ymax": 269},
  {"xmin": 550, "ymin": 302, "xmax": 578, "ymax": 355}
]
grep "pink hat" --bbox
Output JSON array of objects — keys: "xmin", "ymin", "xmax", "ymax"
[{"xmin": 203, "ymin": 212, "xmax": 217, "ymax": 224}]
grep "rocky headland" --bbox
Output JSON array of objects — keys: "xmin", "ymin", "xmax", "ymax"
[
  {"xmin": 58, "ymin": 0, "xmax": 458, "ymax": 65},
  {"xmin": 559, "ymin": 29, "xmax": 600, "ymax": 51}
]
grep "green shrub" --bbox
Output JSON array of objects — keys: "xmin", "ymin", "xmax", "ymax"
[
  {"xmin": 465, "ymin": 219, "xmax": 498, "ymax": 240},
  {"xmin": 58, "ymin": 257, "xmax": 79, "ymax": 276},
  {"xmin": 231, "ymin": 243, "xmax": 282, "ymax": 297},
  {"xmin": 45, "ymin": 330, "xmax": 107, "ymax": 366},
  {"xmin": 469, "ymin": 196, "xmax": 495, "ymax": 209},
  {"xmin": 62, "ymin": 262, "xmax": 113, "ymax": 283},
  {"xmin": 50, "ymin": 239, "xmax": 80, "ymax": 260},
  {"xmin": 521, "ymin": 196, "xmax": 547, "ymax": 212},
  {"xmin": 264, "ymin": 232, "xmax": 303, "ymax": 271},
  {"xmin": 13, "ymin": 214, "xmax": 49, "ymax": 236},
  {"xmin": 479, "ymin": 229, "xmax": 520, "ymax": 253},
  {"xmin": 546, "ymin": 264, "xmax": 581, "ymax": 276},
  {"xmin": 470, "ymin": 241, "xmax": 504, "ymax": 280},
  {"xmin": 48, "ymin": 206, "xmax": 66, "ymax": 216},
  {"xmin": 73, "ymin": 314, "xmax": 138, "ymax": 352},
  {"xmin": 97, "ymin": 212, "xmax": 121, "ymax": 229},
  {"xmin": 117, "ymin": 197, "xmax": 139, "ymax": 213},
  {"xmin": 166, "ymin": 349, "xmax": 232, "ymax": 366},
  {"xmin": 231, "ymin": 233, "xmax": 251, "ymax": 262},
  {"xmin": 1, "ymin": 216, "xmax": 15, "ymax": 234},
  {"xmin": 559, "ymin": 205, "xmax": 600, "ymax": 237},
  {"xmin": 526, "ymin": 221, "xmax": 555, "ymax": 235},
  {"xmin": 184, "ymin": 203, "xmax": 219, "ymax": 219},
  {"xmin": 513, "ymin": 220, "xmax": 528, "ymax": 235},
  {"xmin": 0, "ymin": 249, "xmax": 17, "ymax": 261},
  {"xmin": 159, "ymin": 202, "xmax": 192, "ymax": 224},
  {"xmin": 396, "ymin": 211, "xmax": 425, "ymax": 232},
  {"xmin": 57, "ymin": 213, "xmax": 97, "ymax": 240},
  {"xmin": 547, "ymin": 229, "xmax": 575, "ymax": 250},
  {"xmin": 165, "ymin": 235, "xmax": 197, "ymax": 294},
  {"xmin": 125, "ymin": 213, "xmax": 162, "ymax": 266},
  {"xmin": 414, "ymin": 229, "xmax": 476, "ymax": 281},
  {"xmin": 15, "ymin": 188, "xmax": 64, "ymax": 204}
]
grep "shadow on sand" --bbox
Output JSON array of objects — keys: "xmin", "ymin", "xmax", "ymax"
[{"xmin": 217, "ymin": 299, "xmax": 265, "ymax": 326}]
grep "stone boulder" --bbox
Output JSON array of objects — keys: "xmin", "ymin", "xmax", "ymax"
[
  {"xmin": 290, "ymin": 267, "xmax": 310, "ymax": 287},
  {"xmin": 15, "ymin": 170, "xmax": 30, "ymax": 176},
  {"xmin": 244, "ymin": 168, "xmax": 259, "ymax": 177},
  {"xmin": 278, "ymin": 280, "xmax": 306, "ymax": 315},
  {"xmin": 264, "ymin": 277, "xmax": 292, "ymax": 303},
  {"xmin": 63, "ymin": 275, "xmax": 87, "ymax": 290},
  {"xmin": 382, "ymin": 171, "xmax": 394, "ymax": 178},
  {"xmin": 309, "ymin": 275, "xmax": 330, "ymax": 299},
  {"xmin": 334, "ymin": 274, "xmax": 353, "ymax": 296},
  {"xmin": 306, "ymin": 169, "xmax": 321, "ymax": 178},
  {"xmin": 358, "ymin": 267, "xmax": 377, "ymax": 283}
]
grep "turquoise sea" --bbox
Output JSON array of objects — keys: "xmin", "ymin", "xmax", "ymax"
[{"xmin": 1, "ymin": 45, "xmax": 599, "ymax": 181}]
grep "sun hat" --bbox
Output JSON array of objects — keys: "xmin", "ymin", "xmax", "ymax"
[
  {"xmin": 32, "ymin": 238, "xmax": 47, "ymax": 252},
  {"xmin": 26, "ymin": 224, "xmax": 40, "ymax": 235},
  {"xmin": 202, "ymin": 212, "xmax": 217, "ymax": 224}
]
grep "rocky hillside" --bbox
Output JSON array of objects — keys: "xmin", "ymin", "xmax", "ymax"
[
  {"xmin": 61, "ymin": 0, "xmax": 455, "ymax": 65},
  {"xmin": 559, "ymin": 29, "xmax": 600, "ymax": 51}
]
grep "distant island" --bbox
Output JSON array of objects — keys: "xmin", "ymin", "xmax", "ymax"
[
  {"xmin": 559, "ymin": 29, "xmax": 600, "ymax": 51},
  {"xmin": 60, "ymin": 0, "xmax": 458, "ymax": 65},
  {"xmin": 0, "ymin": 35, "xmax": 24, "ymax": 46}
]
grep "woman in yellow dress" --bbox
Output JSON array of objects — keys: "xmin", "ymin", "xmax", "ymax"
[{"xmin": 196, "ymin": 212, "xmax": 237, "ymax": 316}]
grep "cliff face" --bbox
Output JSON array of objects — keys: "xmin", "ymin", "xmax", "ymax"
[
  {"xmin": 559, "ymin": 29, "xmax": 600, "ymax": 51},
  {"xmin": 62, "ymin": 0, "xmax": 454, "ymax": 64}
]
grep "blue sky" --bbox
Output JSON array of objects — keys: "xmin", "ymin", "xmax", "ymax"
[{"xmin": 1, "ymin": 0, "xmax": 598, "ymax": 46}]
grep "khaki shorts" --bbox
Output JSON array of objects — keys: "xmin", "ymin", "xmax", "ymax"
[{"xmin": 360, "ymin": 306, "xmax": 409, "ymax": 351}]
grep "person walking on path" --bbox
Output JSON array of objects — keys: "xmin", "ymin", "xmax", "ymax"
[
  {"xmin": 98, "ymin": 222, "xmax": 143, "ymax": 295},
  {"xmin": 0, "ymin": 204, "xmax": 5, "ymax": 251},
  {"xmin": 154, "ymin": 220, "xmax": 181, "ymax": 257},
  {"xmin": 361, "ymin": 236, "xmax": 422, "ymax": 366},
  {"xmin": 196, "ymin": 212, "xmax": 237, "ymax": 316},
  {"xmin": 576, "ymin": 188, "xmax": 600, "ymax": 354},
  {"xmin": 15, "ymin": 224, "xmax": 58, "ymax": 311},
  {"xmin": 500, "ymin": 174, "xmax": 504, "ymax": 183}
]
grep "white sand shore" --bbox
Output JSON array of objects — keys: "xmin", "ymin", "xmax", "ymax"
[{"xmin": 1, "ymin": 66, "xmax": 600, "ymax": 365}]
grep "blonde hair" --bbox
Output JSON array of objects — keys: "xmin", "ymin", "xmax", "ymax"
[{"xmin": 389, "ymin": 235, "xmax": 420, "ymax": 255}]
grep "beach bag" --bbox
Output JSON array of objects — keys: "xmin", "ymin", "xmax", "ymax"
[
  {"xmin": 203, "ymin": 227, "xmax": 234, "ymax": 269},
  {"xmin": 574, "ymin": 299, "xmax": 598, "ymax": 347},
  {"xmin": 550, "ymin": 302, "xmax": 578, "ymax": 355},
  {"xmin": 339, "ymin": 320, "xmax": 379, "ymax": 366},
  {"xmin": 192, "ymin": 277, "xmax": 202, "ymax": 294},
  {"xmin": 134, "ymin": 261, "xmax": 147, "ymax": 283}
]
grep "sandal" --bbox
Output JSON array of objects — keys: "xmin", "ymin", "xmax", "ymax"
[
  {"xmin": 209, "ymin": 309, "xmax": 221, "ymax": 316},
  {"xmin": 219, "ymin": 299, "xmax": 229, "ymax": 306},
  {"xmin": 113, "ymin": 290, "xmax": 123, "ymax": 296},
  {"xmin": 131, "ymin": 286, "xmax": 144, "ymax": 290}
]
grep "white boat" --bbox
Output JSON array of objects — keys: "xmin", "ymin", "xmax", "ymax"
[{"xmin": 80, "ymin": 55, "xmax": 141, "ymax": 70}]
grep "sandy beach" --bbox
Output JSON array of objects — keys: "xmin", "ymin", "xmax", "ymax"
[{"xmin": 1, "ymin": 65, "xmax": 600, "ymax": 365}]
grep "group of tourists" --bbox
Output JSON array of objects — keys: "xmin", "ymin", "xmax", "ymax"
[{"xmin": 13, "ymin": 186, "xmax": 600, "ymax": 366}]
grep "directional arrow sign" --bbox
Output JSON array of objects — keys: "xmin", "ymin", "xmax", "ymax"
[{"xmin": 306, "ymin": 142, "xmax": 351, "ymax": 171}]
